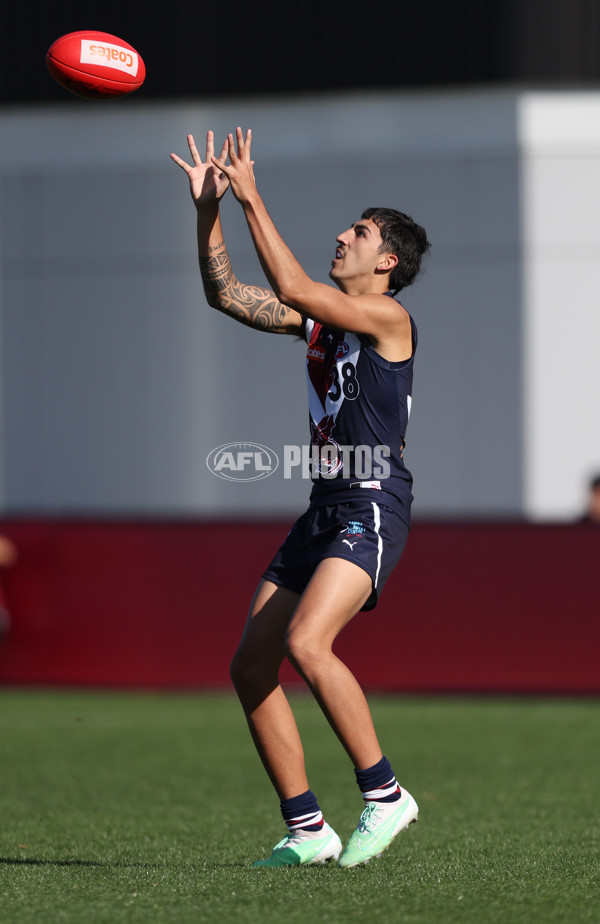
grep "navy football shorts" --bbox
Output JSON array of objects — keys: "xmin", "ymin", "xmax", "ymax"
[{"xmin": 262, "ymin": 496, "xmax": 410, "ymax": 611}]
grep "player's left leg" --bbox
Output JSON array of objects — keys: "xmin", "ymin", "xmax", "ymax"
[
  {"xmin": 283, "ymin": 556, "xmax": 381, "ymax": 770},
  {"xmin": 284, "ymin": 556, "xmax": 418, "ymax": 867}
]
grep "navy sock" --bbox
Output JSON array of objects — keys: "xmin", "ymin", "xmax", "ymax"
[
  {"xmin": 280, "ymin": 789, "xmax": 324, "ymax": 833},
  {"xmin": 355, "ymin": 755, "xmax": 401, "ymax": 803}
]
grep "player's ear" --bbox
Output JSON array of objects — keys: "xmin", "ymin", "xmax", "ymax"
[{"xmin": 377, "ymin": 252, "xmax": 398, "ymax": 272}]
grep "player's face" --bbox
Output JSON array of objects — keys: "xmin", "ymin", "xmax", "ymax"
[{"xmin": 329, "ymin": 218, "xmax": 387, "ymax": 287}]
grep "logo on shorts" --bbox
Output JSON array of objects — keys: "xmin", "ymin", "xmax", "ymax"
[
  {"xmin": 345, "ymin": 520, "xmax": 366, "ymax": 536},
  {"xmin": 206, "ymin": 442, "xmax": 279, "ymax": 481},
  {"xmin": 339, "ymin": 520, "xmax": 366, "ymax": 549}
]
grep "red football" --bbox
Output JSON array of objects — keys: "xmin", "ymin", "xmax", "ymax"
[{"xmin": 46, "ymin": 31, "xmax": 146, "ymax": 99}]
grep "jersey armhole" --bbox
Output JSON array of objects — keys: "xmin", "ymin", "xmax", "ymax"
[{"xmin": 302, "ymin": 317, "xmax": 315, "ymax": 344}]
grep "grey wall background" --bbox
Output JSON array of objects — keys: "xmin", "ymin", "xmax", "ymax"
[
  {"xmin": 2, "ymin": 0, "xmax": 599, "ymax": 521},
  {"xmin": 1, "ymin": 91, "xmax": 528, "ymax": 518}
]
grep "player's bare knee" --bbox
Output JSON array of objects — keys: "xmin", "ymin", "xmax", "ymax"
[
  {"xmin": 284, "ymin": 630, "xmax": 327, "ymax": 679},
  {"xmin": 230, "ymin": 648, "xmax": 253, "ymax": 688},
  {"xmin": 229, "ymin": 646, "xmax": 253, "ymax": 689},
  {"xmin": 230, "ymin": 646, "xmax": 277, "ymax": 696}
]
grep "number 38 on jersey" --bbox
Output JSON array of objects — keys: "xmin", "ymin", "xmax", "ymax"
[{"xmin": 329, "ymin": 361, "xmax": 360, "ymax": 402}]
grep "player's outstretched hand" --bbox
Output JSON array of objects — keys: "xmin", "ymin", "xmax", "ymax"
[
  {"xmin": 212, "ymin": 127, "xmax": 257, "ymax": 205},
  {"xmin": 170, "ymin": 131, "xmax": 230, "ymax": 206}
]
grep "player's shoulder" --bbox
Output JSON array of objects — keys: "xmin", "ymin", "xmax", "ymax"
[
  {"xmin": 368, "ymin": 291, "xmax": 411, "ymax": 327},
  {"xmin": 363, "ymin": 292, "xmax": 415, "ymax": 360},
  {"xmin": 358, "ymin": 289, "xmax": 406, "ymax": 311}
]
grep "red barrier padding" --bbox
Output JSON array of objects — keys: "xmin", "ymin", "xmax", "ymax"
[{"xmin": 0, "ymin": 520, "xmax": 598, "ymax": 693}]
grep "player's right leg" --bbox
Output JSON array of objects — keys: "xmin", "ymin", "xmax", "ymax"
[{"xmin": 230, "ymin": 579, "xmax": 342, "ymax": 867}]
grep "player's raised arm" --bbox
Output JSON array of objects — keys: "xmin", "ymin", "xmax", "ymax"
[
  {"xmin": 212, "ymin": 129, "xmax": 424, "ymax": 349},
  {"xmin": 170, "ymin": 132, "xmax": 304, "ymax": 335}
]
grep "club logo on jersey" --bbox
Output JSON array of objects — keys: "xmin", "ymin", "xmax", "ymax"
[
  {"xmin": 206, "ymin": 442, "xmax": 279, "ymax": 481},
  {"xmin": 310, "ymin": 415, "xmax": 344, "ymax": 475}
]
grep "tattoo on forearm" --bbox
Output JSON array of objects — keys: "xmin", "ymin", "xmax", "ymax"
[
  {"xmin": 199, "ymin": 250, "xmax": 232, "ymax": 295},
  {"xmin": 199, "ymin": 245, "xmax": 297, "ymax": 333}
]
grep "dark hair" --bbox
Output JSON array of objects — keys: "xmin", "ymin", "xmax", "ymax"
[{"xmin": 361, "ymin": 207, "xmax": 430, "ymax": 295}]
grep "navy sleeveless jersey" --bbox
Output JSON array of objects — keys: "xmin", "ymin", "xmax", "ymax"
[{"xmin": 304, "ymin": 301, "xmax": 417, "ymax": 527}]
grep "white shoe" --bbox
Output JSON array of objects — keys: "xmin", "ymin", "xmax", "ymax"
[
  {"xmin": 338, "ymin": 790, "xmax": 419, "ymax": 868},
  {"xmin": 253, "ymin": 822, "xmax": 343, "ymax": 868}
]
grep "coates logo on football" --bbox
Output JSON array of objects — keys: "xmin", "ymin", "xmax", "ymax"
[
  {"xmin": 207, "ymin": 443, "xmax": 279, "ymax": 482},
  {"xmin": 80, "ymin": 40, "xmax": 139, "ymax": 76}
]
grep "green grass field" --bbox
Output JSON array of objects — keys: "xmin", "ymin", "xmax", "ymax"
[{"xmin": 0, "ymin": 689, "xmax": 598, "ymax": 924}]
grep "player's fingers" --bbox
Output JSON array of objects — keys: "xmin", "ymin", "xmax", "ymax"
[
  {"xmin": 187, "ymin": 134, "xmax": 202, "ymax": 166},
  {"xmin": 227, "ymin": 133, "xmax": 238, "ymax": 161},
  {"xmin": 205, "ymin": 130, "xmax": 215, "ymax": 163},
  {"xmin": 217, "ymin": 137, "xmax": 229, "ymax": 163},
  {"xmin": 211, "ymin": 155, "xmax": 229, "ymax": 174},
  {"xmin": 235, "ymin": 126, "xmax": 252, "ymax": 162},
  {"xmin": 170, "ymin": 152, "xmax": 191, "ymax": 174}
]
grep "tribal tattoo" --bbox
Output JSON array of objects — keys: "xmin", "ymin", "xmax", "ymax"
[{"xmin": 199, "ymin": 244, "xmax": 300, "ymax": 334}]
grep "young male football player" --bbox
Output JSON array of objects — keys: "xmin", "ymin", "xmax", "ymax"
[{"xmin": 171, "ymin": 129, "xmax": 430, "ymax": 867}]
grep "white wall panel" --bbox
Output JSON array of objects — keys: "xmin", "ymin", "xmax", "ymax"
[{"xmin": 520, "ymin": 92, "xmax": 600, "ymax": 519}]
